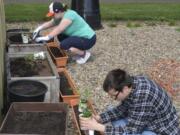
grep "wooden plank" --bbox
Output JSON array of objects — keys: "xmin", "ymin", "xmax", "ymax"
[{"xmin": 0, "ymin": 0, "xmax": 6, "ymax": 123}]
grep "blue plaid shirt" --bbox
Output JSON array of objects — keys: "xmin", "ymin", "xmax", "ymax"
[{"xmin": 100, "ymin": 76, "xmax": 180, "ymax": 135}]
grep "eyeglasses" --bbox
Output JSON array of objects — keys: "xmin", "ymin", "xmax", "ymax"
[{"xmin": 110, "ymin": 91, "xmax": 120, "ymax": 100}]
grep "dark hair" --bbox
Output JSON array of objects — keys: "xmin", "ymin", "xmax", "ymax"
[
  {"xmin": 103, "ymin": 69, "xmax": 133, "ymax": 92},
  {"xmin": 61, "ymin": 3, "xmax": 68, "ymax": 11}
]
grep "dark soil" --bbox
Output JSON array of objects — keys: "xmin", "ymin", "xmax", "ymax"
[
  {"xmin": 59, "ymin": 72, "xmax": 74, "ymax": 95},
  {"xmin": 8, "ymin": 33, "xmax": 34, "ymax": 44},
  {"xmin": 49, "ymin": 46, "xmax": 63, "ymax": 57},
  {"xmin": 7, "ymin": 29, "xmax": 54, "ymax": 44},
  {"xmin": 0, "ymin": 111, "xmax": 66, "ymax": 135},
  {"xmin": 10, "ymin": 57, "xmax": 53, "ymax": 77},
  {"xmin": 73, "ymin": 105, "xmax": 102, "ymax": 135}
]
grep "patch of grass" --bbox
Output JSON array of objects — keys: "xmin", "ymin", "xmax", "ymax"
[
  {"xmin": 5, "ymin": 4, "xmax": 49, "ymax": 22},
  {"xmin": 168, "ymin": 20, "xmax": 176, "ymax": 26},
  {"xmin": 145, "ymin": 21, "xmax": 157, "ymax": 26},
  {"xmin": 108, "ymin": 22, "xmax": 117, "ymax": 27},
  {"xmin": 126, "ymin": 21, "xmax": 141, "ymax": 28},
  {"xmin": 176, "ymin": 27, "xmax": 180, "ymax": 32},
  {"xmin": 4, "ymin": 3, "xmax": 180, "ymax": 22},
  {"xmin": 100, "ymin": 3, "xmax": 180, "ymax": 21}
]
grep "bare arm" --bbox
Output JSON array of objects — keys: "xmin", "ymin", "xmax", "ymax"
[
  {"xmin": 39, "ymin": 19, "xmax": 55, "ymax": 30},
  {"xmin": 48, "ymin": 18, "xmax": 72, "ymax": 37}
]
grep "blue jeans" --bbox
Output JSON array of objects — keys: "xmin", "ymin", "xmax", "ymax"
[
  {"xmin": 57, "ymin": 34, "xmax": 96, "ymax": 50},
  {"xmin": 112, "ymin": 119, "xmax": 157, "ymax": 135}
]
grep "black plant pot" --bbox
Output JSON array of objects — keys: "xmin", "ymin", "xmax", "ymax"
[
  {"xmin": 8, "ymin": 80, "xmax": 47, "ymax": 103},
  {"xmin": 71, "ymin": 0, "xmax": 102, "ymax": 30}
]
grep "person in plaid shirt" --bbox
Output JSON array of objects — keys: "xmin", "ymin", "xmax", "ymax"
[{"xmin": 80, "ymin": 69, "xmax": 180, "ymax": 135}]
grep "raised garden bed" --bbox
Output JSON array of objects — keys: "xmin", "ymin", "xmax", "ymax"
[
  {"xmin": 58, "ymin": 68, "xmax": 79, "ymax": 105},
  {"xmin": 6, "ymin": 29, "xmax": 47, "ymax": 53},
  {"xmin": 10, "ymin": 55, "xmax": 52, "ymax": 77},
  {"xmin": 0, "ymin": 102, "xmax": 69, "ymax": 135},
  {"xmin": 47, "ymin": 42, "xmax": 68, "ymax": 67},
  {"xmin": 71, "ymin": 99, "xmax": 104, "ymax": 135},
  {"xmin": 7, "ymin": 52, "xmax": 59, "ymax": 103}
]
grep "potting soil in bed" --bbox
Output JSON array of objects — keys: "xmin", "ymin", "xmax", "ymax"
[
  {"xmin": 1, "ymin": 111, "xmax": 66, "ymax": 135},
  {"xmin": 49, "ymin": 46, "xmax": 63, "ymax": 57},
  {"xmin": 59, "ymin": 72, "xmax": 74, "ymax": 95},
  {"xmin": 10, "ymin": 57, "xmax": 53, "ymax": 77},
  {"xmin": 8, "ymin": 33, "xmax": 34, "ymax": 44}
]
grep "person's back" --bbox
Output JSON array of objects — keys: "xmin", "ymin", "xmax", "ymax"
[
  {"xmin": 62, "ymin": 9, "xmax": 95, "ymax": 39},
  {"xmin": 133, "ymin": 76, "xmax": 179, "ymax": 134}
]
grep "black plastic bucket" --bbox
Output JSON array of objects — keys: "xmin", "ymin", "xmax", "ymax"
[
  {"xmin": 71, "ymin": 0, "xmax": 102, "ymax": 30},
  {"xmin": 8, "ymin": 80, "xmax": 47, "ymax": 103},
  {"xmin": 71, "ymin": 0, "xmax": 84, "ymax": 17},
  {"xmin": 83, "ymin": 0, "xmax": 102, "ymax": 29}
]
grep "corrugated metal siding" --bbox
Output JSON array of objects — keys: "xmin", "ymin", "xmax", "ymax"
[{"xmin": 0, "ymin": 0, "xmax": 5, "ymax": 122}]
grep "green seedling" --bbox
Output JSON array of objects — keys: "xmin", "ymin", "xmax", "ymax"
[{"xmin": 81, "ymin": 108, "xmax": 92, "ymax": 118}]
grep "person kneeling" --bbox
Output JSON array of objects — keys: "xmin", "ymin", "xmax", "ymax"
[{"xmin": 80, "ymin": 69, "xmax": 180, "ymax": 135}]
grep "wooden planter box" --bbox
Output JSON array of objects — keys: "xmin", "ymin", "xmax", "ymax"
[
  {"xmin": 0, "ymin": 102, "xmax": 69, "ymax": 135},
  {"xmin": 6, "ymin": 52, "xmax": 59, "ymax": 103},
  {"xmin": 6, "ymin": 30, "xmax": 46, "ymax": 53},
  {"xmin": 58, "ymin": 68, "xmax": 80, "ymax": 106},
  {"xmin": 47, "ymin": 42, "xmax": 68, "ymax": 67},
  {"xmin": 70, "ymin": 99, "xmax": 104, "ymax": 135}
]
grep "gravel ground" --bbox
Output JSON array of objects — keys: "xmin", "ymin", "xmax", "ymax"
[
  {"xmin": 67, "ymin": 21, "xmax": 180, "ymax": 114},
  {"xmin": 7, "ymin": 21, "xmax": 180, "ymax": 134}
]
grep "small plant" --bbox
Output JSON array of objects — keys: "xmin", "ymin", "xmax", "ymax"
[
  {"xmin": 25, "ymin": 54, "xmax": 34, "ymax": 61},
  {"xmin": 24, "ymin": 54, "xmax": 36, "ymax": 68},
  {"xmin": 79, "ymin": 108, "xmax": 94, "ymax": 135},
  {"xmin": 78, "ymin": 89, "xmax": 91, "ymax": 112},
  {"xmin": 80, "ymin": 89, "xmax": 92, "ymax": 101},
  {"xmin": 81, "ymin": 108, "xmax": 92, "ymax": 118}
]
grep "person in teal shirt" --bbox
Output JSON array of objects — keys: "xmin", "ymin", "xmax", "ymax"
[{"xmin": 33, "ymin": 1, "xmax": 96, "ymax": 64}]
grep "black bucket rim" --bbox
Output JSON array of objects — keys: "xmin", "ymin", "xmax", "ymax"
[{"xmin": 8, "ymin": 80, "xmax": 48, "ymax": 97}]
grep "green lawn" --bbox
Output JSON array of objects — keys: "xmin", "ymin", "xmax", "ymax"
[{"xmin": 5, "ymin": 3, "xmax": 180, "ymax": 22}]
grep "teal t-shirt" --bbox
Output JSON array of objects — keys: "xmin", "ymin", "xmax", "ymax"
[{"xmin": 53, "ymin": 10, "xmax": 95, "ymax": 39}]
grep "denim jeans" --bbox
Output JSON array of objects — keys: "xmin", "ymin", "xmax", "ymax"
[
  {"xmin": 57, "ymin": 34, "xmax": 96, "ymax": 50},
  {"xmin": 106, "ymin": 106, "xmax": 156, "ymax": 135},
  {"xmin": 112, "ymin": 119, "xmax": 157, "ymax": 135}
]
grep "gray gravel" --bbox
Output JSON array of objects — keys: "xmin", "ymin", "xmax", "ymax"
[
  {"xmin": 7, "ymin": 21, "xmax": 180, "ymax": 134},
  {"xmin": 66, "ymin": 21, "xmax": 180, "ymax": 112}
]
